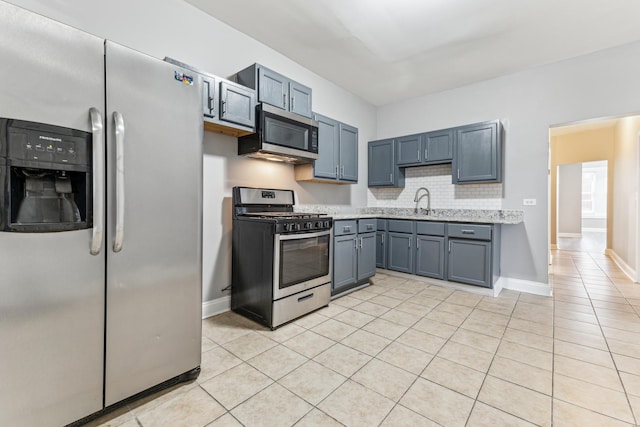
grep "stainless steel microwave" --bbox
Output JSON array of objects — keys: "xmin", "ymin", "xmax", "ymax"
[{"xmin": 238, "ymin": 103, "xmax": 319, "ymax": 163}]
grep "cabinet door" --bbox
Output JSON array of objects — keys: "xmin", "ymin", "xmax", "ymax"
[
  {"xmin": 357, "ymin": 233, "xmax": 376, "ymax": 281},
  {"xmin": 387, "ymin": 232, "xmax": 413, "ymax": 273},
  {"xmin": 313, "ymin": 114, "xmax": 339, "ymax": 180},
  {"xmin": 415, "ymin": 235, "xmax": 445, "ymax": 279},
  {"xmin": 424, "ymin": 129, "xmax": 453, "ymax": 163},
  {"xmin": 219, "ymin": 81, "xmax": 255, "ymax": 128},
  {"xmin": 257, "ymin": 66, "xmax": 288, "ymax": 110},
  {"xmin": 368, "ymin": 139, "xmax": 395, "ymax": 186},
  {"xmin": 396, "ymin": 134, "xmax": 422, "ymax": 165},
  {"xmin": 376, "ymin": 231, "xmax": 387, "ymax": 268},
  {"xmin": 289, "ymin": 80, "xmax": 312, "ymax": 118},
  {"xmin": 453, "ymin": 121, "xmax": 501, "ymax": 183},
  {"xmin": 447, "ymin": 239, "xmax": 491, "ymax": 287},
  {"xmin": 202, "ymin": 76, "xmax": 216, "ymax": 119},
  {"xmin": 339, "ymin": 123, "xmax": 358, "ymax": 182},
  {"xmin": 333, "ymin": 235, "xmax": 357, "ymax": 291}
]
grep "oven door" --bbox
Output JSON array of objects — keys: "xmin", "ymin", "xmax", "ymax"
[{"xmin": 273, "ymin": 229, "xmax": 332, "ymax": 300}]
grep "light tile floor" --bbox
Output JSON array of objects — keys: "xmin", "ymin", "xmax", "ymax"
[{"xmin": 91, "ymin": 249, "xmax": 640, "ymax": 426}]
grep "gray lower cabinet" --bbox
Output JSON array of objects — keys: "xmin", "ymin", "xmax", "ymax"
[
  {"xmin": 368, "ymin": 139, "xmax": 404, "ymax": 187},
  {"xmin": 446, "ymin": 223, "xmax": 500, "ymax": 288},
  {"xmin": 376, "ymin": 219, "xmax": 500, "ymax": 288},
  {"xmin": 333, "ymin": 234, "xmax": 358, "ymax": 291},
  {"xmin": 415, "ymin": 235, "xmax": 445, "ymax": 279},
  {"xmin": 357, "ymin": 233, "xmax": 376, "ymax": 281},
  {"xmin": 453, "ymin": 120, "xmax": 502, "ymax": 184},
  {"xmin": 333, "ymin": 219, "xmax": 376, "ymax": 295},
  {"xmin": 295, "ymin": 114, "xmax": 358, "ymax": 184},
  {"xmin": 235, "ymin": 63, "xmax": 313, "ymax": 118}
]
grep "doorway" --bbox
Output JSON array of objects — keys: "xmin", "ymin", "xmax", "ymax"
[{"xmin": 556, "ymin": 160, "xmax": 607, "ymax": 252}]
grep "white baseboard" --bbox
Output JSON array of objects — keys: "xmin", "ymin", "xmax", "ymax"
[
  {"xmin": 496, "ymin": 277, "xmax": 552, "ymax": 296},
  {"xmin": 202, "ymin": 295, "xmax": 231, "ymax": 319},
  {"xmin": 604, "ymin": 249, "xmax": 636, "ymax": 282},
  {"xmin": 582, "ymin": 227, "xmax": 606, "ymax": 233},
  {"xmin": 558, "ymin": 233, "xmax": 582, "ymax": 238}
]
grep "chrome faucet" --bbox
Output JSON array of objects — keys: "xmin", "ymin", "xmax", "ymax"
[{"xmin": 414, "ymin": 187, "xmax": 430, "ymax": 214}]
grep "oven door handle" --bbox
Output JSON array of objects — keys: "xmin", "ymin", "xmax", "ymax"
[{"xmin": 276, "ymin": 229, "xmax": 332, "ymax": 241}]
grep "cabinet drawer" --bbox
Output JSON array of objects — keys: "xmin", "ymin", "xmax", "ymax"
[
  {"xmin": 388, "ymin": 220, "xmax": 414, "ymax": 234},
  {"xmin": 448, "ymin": 224, "xmax": 492, "ymax": 240},
  {"xmin": 358, "ymin": 219, "xmax": 377, "ymax": 233},
  {"xmin": 416, "ymin": 221, "xmax": 445, "ymax": 236},
  {"xmin": 377, "ymin": 219, "xmax": 387, "ymax": 231},
  {"xmin": 334, "ymin": 220, "xmax": 357, "ymax": 236}
]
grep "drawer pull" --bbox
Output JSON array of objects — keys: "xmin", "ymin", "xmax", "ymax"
[
  {"xmin": 366, "ymin": 224, "xmax": 373, "ymax": 230},
  {"xmin": 298, "ymin": 293, "xmax": 314, "ymax": 303},
  {"xmin": 461, "ymin": 230, "xmax": 475, "ymax": 234},
  {"xmin": 344, "ymin": 226, "xmax": 352, "ymax": 232}
]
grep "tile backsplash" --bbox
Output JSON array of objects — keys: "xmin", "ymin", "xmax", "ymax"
[{"xmin": 367, "ymin": 164, "xmax": 503, "ymax": 209}]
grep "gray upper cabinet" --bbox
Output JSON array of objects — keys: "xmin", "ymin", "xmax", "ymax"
[
  {"xmin": 424, "ymin": 129, "xmax": 453, "ymax": 163},
  {"xmin": 219, "ymin": 81, "xmax": 255, "ymax": 128},
  {"xmin": 165, "ymin": 57, "xmax": 256, "ymax": 137},
  {"xmin": 368, "ymin": 139, "xmax": 404, "ymax": 187},
  {"xmin": 289, "ymin": 81, "xmax": 313, "ymax": 118},
  {"xmin": 453, "ymin": 120, "xmax": 502, "ymax": 184},
  {"xmin": 396, "ymin": 134, "xmax": 422, "ymax": 166},
  {"xmin": 295, "ymin": 114, "xmax": 358, "ymax": 184},
  {"xmin": 339, "ymin": 123, "xmax": 358, "ymax": 182},
  {"xmin": 257, "ymin": 67, "xmax": 288, "ymax": 109},
  {"xmin": 236, "ymin": 63, "xmax": 313, "ymax": 118}
]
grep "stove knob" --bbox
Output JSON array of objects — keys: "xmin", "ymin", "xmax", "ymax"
[
  {"xmin": 294, "ymin": 223, "xmax": 301, "ymax": 231},
  {"xmin": 316, "ymin": 221, "xmax": 323, "ymax": 228},
  {"xmin": 305, "ymin": 222, "xmax": 313, "ymax": 229},
  {"xmin": 282, "ymin": 223, "xmax": 290, "ymax": 232},
  {"xmin": 324, "ymin": 221, "xmax": 331, "ymax": 228}
]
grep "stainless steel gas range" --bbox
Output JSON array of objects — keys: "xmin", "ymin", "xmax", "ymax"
[{"xmin": 231, "ymin": 186, "xmax": 332, "ymax": 329}]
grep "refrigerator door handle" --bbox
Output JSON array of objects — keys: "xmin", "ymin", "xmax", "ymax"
[
  {"xmin": 113, "ymin": 111, "xmax": 125, "ymax": 253},
  {"xmin": 89, "ymin": 107, "xmax": 104, "ymax": 256}
]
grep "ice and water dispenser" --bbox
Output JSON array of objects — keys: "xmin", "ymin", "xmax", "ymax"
[{"xmin": 0, "ymin": 119, "xmax": 92, "ymax": 232}]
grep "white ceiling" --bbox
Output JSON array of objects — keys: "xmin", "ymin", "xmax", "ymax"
[{"xmin": 186, "ymin": 0, "xmax": 640, "ymax": 106}]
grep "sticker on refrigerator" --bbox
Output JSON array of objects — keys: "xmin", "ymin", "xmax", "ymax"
[{"xmin": 174, "ymin": 71, "xmax": 193, "ymax": 86}]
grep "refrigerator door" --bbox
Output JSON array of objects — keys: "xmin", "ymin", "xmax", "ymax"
[
  {"xmin": 104, "ymin": 41, "xmax": 203, "ymax": 406},
  {"xmin": 0, "ymin": 3, "xmax": 106, "ymax": 427}
]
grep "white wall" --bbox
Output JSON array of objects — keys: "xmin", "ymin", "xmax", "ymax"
[
  {"xmin": 557, "ymin": 163, "xmax": 582, "ymax": 235},
  {"xmin": 377, "ymin": 41, "xmax": 640, "ymax": 286},
  {"xmin": 613, "ymin": 117, "xmax": 640, "ymax": 271},
  {"xmin": 8, "ymin": 0, "xmax": 377, "ymax": 304}
]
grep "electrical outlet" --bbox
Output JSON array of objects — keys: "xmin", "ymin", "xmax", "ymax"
[{"xmin": 523, "ymin": 199, "xmax": 536, "ymax": 206}]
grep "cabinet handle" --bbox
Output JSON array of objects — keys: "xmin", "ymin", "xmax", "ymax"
[
  {"xmin": 381, "ymin": 234, "xmax": 384, "ymax": 245},
  {"xmin": 366, "ymin": 224, "xmax": 373, "ymax": 230},
  {"xmin": 283, "ymin": 93, "xmax": 287, "ymax": 108},
  {"xmin": 425, "ymin": 148, "xmax": 428, "ymax": 160},
  {"xmin": 408, "ymin": 239, "xmax": 411, "ymax": 249},
  {"xmin": 298, "ymin": 293, "xmax": 314, "ymax": 302},
  {"xmin": 417, "ymin": 149, "xmax": 421, "ymax": 160},
  {"xmin": 221, "ymin": 99, "xmax": 226, "ymax": 116},
  {"xmin": 449, "ymin": 240, "xmax": 452, "ymax": 253},
  {"xmin": 389, "ymin": 173, "xmax": 393, "ymax": 183},
  {"xmin": 340, "ymin": 165, "xmax": 344, "ymax": 178},
  {"xmin": 416, "ymin": 238, "xmax": 419, "ymax": 249},
  {"xmin": 360, "ymin": 237, "xmax": 364, "ymax": 249},
  {"xmin": 344, "ymin": 226, "xmax": 351, "ymax": 232},
  {"xmin": 336, "ymin": 165, "xmax": 339, "ymax": 177},
  {"xmin": 354, "ymin": 239, "xmax": 358, "ymax": 249},
  {"xmin": 461, "ymin": 230, "xmax": 475, "ymax": 234},
  {"xmin": 457, "ymin": 169, "xmax": 460, "ymax": 180},
  {"xmin": 291, "ymin": 96, "xmax": 295, "ymax": 110}
]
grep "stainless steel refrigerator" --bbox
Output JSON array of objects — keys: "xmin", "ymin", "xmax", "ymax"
[{"xmin": 0, "ymin": 2, "xmax": 203, "ymax": 426}]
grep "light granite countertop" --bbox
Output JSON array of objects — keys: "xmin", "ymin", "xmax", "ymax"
[{"xmin": 295, "ymin": 207, "xmax": 523, "ymax": 225}]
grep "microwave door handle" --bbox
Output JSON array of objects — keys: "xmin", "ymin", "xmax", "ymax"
[
  {"xmin": 113, "ymin": 111, "xmax": 125, "ymax": 253},
  {"xmin": 89, "ymin": 108, "xmax": 104, "ymax": 256}
]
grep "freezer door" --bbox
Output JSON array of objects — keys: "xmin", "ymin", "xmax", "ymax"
[
  {"xmin": 104, "ymin": 41, "xmax": 203, "ymax": 406},
  {"xmin": 0, "ymin": 3, "xmax": 106, "ymax": 427}
]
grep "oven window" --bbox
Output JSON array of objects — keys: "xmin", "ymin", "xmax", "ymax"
[
  {"xmin": 279, "ymin": 234, "xmax": 330, "ymax": 289},
  {"xmin": 265, "ymin": 116, "xmax": 309, "ymax": 150}
]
